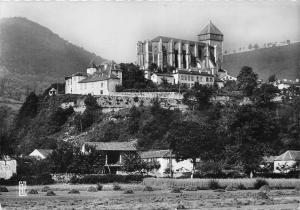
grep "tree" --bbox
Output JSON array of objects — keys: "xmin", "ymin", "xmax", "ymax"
[
  {"xmin": 253, "ymin": 44, "xmax": 259, "ymax": 50},
  {"xmin": 166, "ymin": 121, "xmax": 216, "ymax": 177},
  {"xmin": 248, "ymin": 44, "xmax": 253, "ymax": 50},
  {"xmin": 228, "ymin": 105, "xmax": 280, "ymax": 174},
  {"xmin": 148, "ymin": 63, "xmax": 158, "ymax": 73},
  {"xmin": 122, "ymin": 152, "xmax": 160, "ymax": 175},
  {"xmin": 183, "ymin": 83, "xmax": 214, "ymax": 110},
  {"xmin": 84, "ymin": 94, "xmax": 100, "ymax": 110},
  {"xmin": 127, "ymin": 106, "xmax": 140, "ymax": 134},
  {"xmin": 253, "ymin": 83, "xmax": 280, "ymax": 108},
  {"xmin": 237, "ymin": 66, "xmax": 258, "ymax": 96}
]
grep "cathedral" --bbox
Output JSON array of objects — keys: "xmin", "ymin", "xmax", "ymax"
[{"xmin": 137, "ymin": 21, "xmax": 224, "ymax": 78}]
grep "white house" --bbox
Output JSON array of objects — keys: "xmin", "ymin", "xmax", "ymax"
[
  {"xmin": 65, "ymin": 61, "xmax": 122, "ymax": 95},
  {"xmin": 0, "ymin": 156, "xmax": 17, "ymax": 180},
  {"xmin": 217, "ymin": 69, "xmax": 237, "ymax": 81},
  {"xmin": 173, "ymin": 70, "xmax": 215, "ymax": 88},
  {"xmin": 274, "ymin": 150, "xmax": 300, "ymax": 173},
  {"xmin": 140, "ymin": 150, "xmax": 193, "ymax": 177},
  {"xmin": 151, "ymin": 73, "xmax": 175, "ymax": 85},
  {"xmin": 29, "ymin": 149, "xmax": 53, "ymax": 160}
]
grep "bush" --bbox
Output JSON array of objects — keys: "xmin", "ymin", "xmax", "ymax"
[
  {"xmin": 170, "ymin": 186, "xmax": 182, "ymax": 193},
  {"xmin": 113, "ymin": 183, "xmax": 122, "ymax": 191},
  {"xmin": 208, "ymin": 179, "xmax": 221, "ymax": 190},
  {"xmin": 96, "ymin": 183, "xmax": 103, "ymax": 191},
  {"xmin": 28, "ymin": 189, "xmax": 38, "ymax": 194},
  {"xmin": 143, "ymin": 186, "xmax": 154, "ymax": 191},
  {"xmin": 69, "ymin": 174, "xmax": 143, "ymax": 184},
  {"xmin": 87, "ymin": 186, "xmax": 97, "ymax": 192},
  {"xmin": 254, "ymin": 179, "xmax": 269, "ymax": 189},
  {"xmin": 237, "ymin": 183, "xmax": 246, "ymax": 190},
  {"xmin": 0, "ymin": 173, "xmax": 54, "ymax": 186},
  {"xmin": 184, "ymin": 186, "xmax": 198, "ymax": 191},
  {"xmin": 46, "ymin": 190, "xmax": 56, "ymax": 196},
  {"xmin": 68, "ymin": 189, "xmax": 80, "ymax": 194},
  {"xmin": 41, "ymin": 186, "xmax": 51, "ymax": 192},
  {"xmin": 0, "ymin": 186, "xmax": 8, "ymax": 192},
  {"xmin": 124, "ymin": 189, "xmax": 134, "ymax": 194}
]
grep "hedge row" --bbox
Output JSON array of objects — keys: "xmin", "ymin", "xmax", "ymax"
[
  {"xmin": 0, "ymin": 173, "xmax": 54, "ymax": 185},
  {"xmin": 69, "ymin": 174, "xmax": 144, "ymax": 184},
  {"xmin": 255, "ymin": 171, "xmax": 300, "ymax": 179}
]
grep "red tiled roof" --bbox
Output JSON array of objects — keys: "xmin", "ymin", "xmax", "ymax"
[
  {"xmin": 84, "ymin": 141, "xmax": 137, "ymax": 151},
  {"xmin": 275, "ymin": 150, "xmax": 300, "ymax": 161}
]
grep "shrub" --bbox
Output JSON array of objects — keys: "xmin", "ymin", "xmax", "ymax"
[
  {"xmin": 41, "ymin": 186, "xmax": 51, "ymax": 192},
  {"xmin": 0, "ymin": 186, "xmax": 8, "ymax": 192},
  {"xmin": 170, "ymin": 186, "xmax": 182, "ymax": 193},
  {"xmin": 0, "ymin": 173, "xmax": 54, "ymax": 185},
  {"xmin": 68, "ymin": 189, "xmax": 80, "ymax": 194},
  {"xmin": 208, "ymin": 179, "xmax": 221, "ymax": 190},
  {"xmin": 184, "ymin": 186, "xmax": 198, "ymax": 191},
  {"xmin": 124, "ymin": 189, "xmax": 134, "ymax": 194},
  {"xmin": 69, "ymin": 174, "xmax": 143, "ymax": 184},
  {"xmin": 143, "ymin": 186, "xmax": 154, "ymax": 191},
  {"xmin": 237, "ymin": 183, "xmax": 246, "ymax": 190},
  {"xmin": 225, "ymin": 185, "xmax": 237, "ymax": 191},
  {"xmin": 96, "ymin": 183, "xmax": 103, "ymax": 191},
  {"xmin": 28, "ymin": 189, "xmax": 38, "ymax": 194},
  {"xmin": 259, "ymin": 185, "xmax": 270, "ymax": 194},
  {"xmin": 113, "ymin": 183, "xmax": 122, "ymax": 191},
  {"xmin": 254, "ymin": 179, "xmax": 269, "ymax": 189},
  {"xmin": 87, "ymin": 186, "xmax": 97, "ymax": 192},
  {"xmin": 46, "ymin": 190, "xmax": 56, "ymax": 196}
]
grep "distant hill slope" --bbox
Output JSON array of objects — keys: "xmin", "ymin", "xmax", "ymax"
[
  {"xmin": 223, "ymin": 42, "xmax": 300, "ymax": 81},
  {"xmin": 0, "ymin": 17, "xmax": 106, "ymax": 101}
]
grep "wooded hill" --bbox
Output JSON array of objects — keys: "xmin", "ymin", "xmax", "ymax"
[
  {"xmin": 223, "ymin": 42, "xmax": 300, "ymax": 81},
  {"xmin": 0, "ymin": 17, "xmax": 105, "ymax": 102}
]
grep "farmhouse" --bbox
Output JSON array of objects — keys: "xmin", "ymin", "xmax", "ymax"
[
  {"xmin": 81, "ymin": 141, "xmax": 137, "ymax": 174},
  {"xmin": 29, "ymin": 149, "xmax": 53, "ymax": 160},
  {"xmin": 140, "ymin": 149, "xmax": 194, "ymax": 177},
  {"xmin": 274, "ymin": 150, "xmax": 300, "ymax": 173},
  {"xmin": 65, "ymin": 61, "xmax": 122, "ymax": 95}
]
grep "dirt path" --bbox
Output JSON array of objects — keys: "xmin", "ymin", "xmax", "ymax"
[{"xmin": 1, "ymin": 186, "xmax": 299, "ymax": 209}]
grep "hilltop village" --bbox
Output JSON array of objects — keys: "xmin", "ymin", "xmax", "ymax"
[{"xmin": 1, "ymin": 21, "xmax": 300, "ymax": 183}]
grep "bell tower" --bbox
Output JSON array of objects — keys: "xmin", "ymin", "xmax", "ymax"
[{"xmin": 198, "ymin": 21, "xmax": 224, "ymax": 70}]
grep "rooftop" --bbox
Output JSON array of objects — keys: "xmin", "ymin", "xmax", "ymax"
[
  {"xmin": 79, "ymin": 73, "xmax": 119, "ymax": 83},
  {"xmin": 34, "ymin": 149, "xmax": 53, "ymax": 158},
  {"xmin": 177, "ymin": 70, "xmax": 214, "ymax": 77},
  {"xmin": 198, "ymin": 21, "xmax": 223, "ymax": 36},
  {"xmin": 275, "ymin": 150, "xmax": 300, "ymax": 161},
  {"xmin": 141, "ymin": 150, "xmax": 175, "ymax": 159},
  {"xmin": 84, "ymin": 141, "xmax": 137, "ymax": 151},
  {"xmin": 151, "ymin": 36, "xmax": 205, "ymax": 45}
]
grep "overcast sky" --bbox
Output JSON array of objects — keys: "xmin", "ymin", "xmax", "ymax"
[{"xmin": 0, "ymin": 1, "xmax": 299, "ymax": 63}]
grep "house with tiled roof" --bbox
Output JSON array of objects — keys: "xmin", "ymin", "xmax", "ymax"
[
  {"xmin": 29, "ymin": 149, "xmax": 53, "ymax": 160},
  {"xmin": 81, "ymin": 140, "xmax": 137, "ymax": 174},
  {"xmin": 65, "ymin": 61, "xmax": 122, "ymax": 95},
  {"xmin": 274, "ymin": 150, "xmax": 300, "ymax": 173},
  {"xmin": 140, "ymin": 149, "xmax": 194, "ymax": 177}
]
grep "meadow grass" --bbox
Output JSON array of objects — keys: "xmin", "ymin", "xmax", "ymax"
[{"xmin": 143, "ymin": 178, "xmax": 300, "ymax": 190}]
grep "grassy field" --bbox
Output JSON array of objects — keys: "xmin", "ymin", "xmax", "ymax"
[
  {"xmin": 1, "ymin": 182, "xmax": 300, "ymax": 210},
  {"xmin": 143, "ymin": 178, "xmax": 300, "ymax": 190}
]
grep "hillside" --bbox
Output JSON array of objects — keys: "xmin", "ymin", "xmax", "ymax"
[
  {"xmin": 0, "ymin": 17, "xmax": 106, "ymax": 102},
  {"xmin": 223, "ymin": 42, "xmax": 300, "ymax": 81}
]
